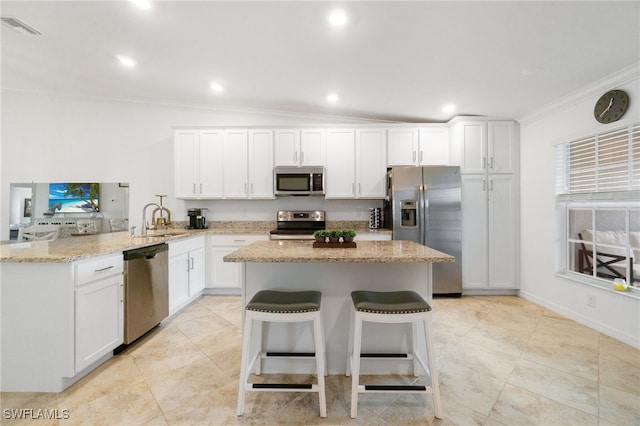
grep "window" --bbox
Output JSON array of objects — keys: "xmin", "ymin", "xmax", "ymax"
[{"xmin": 556, "ymin": 122, "xmax": 640, "ymax": 291}]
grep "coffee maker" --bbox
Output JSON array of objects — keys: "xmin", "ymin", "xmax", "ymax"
[{"xmin": 187, "ymin": 208, "xmax": 208, "ymax": 229}]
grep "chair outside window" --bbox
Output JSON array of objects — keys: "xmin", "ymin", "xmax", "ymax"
[
  {"xmin": 109, "ymin": 218, "xmax": 127, "ymax": 232},
  {"xmin": 17, "ymin": 225, "xmax": 60, "ymax": 242},
  {"xmin": 76, "ymin": 219, "xmax": 97, "ymax": 234}
]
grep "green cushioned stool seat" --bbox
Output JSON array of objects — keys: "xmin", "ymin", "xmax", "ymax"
[
  {"xmin": 351, "ymin": 290, "xmax": 431, "ymax": 314},
  {"xmin": 247, "ymin": 290, "xmax": 321, "ymax": 313}
]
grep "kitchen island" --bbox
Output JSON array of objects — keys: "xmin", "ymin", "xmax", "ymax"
[{"xmin": 224, "ymin": 240, "xmax": 454, "ymax": 374}]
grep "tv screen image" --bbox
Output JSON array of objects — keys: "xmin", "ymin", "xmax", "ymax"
[{"xmin": 49, "ymin": 183, "xmax": 99, "ymax": 213}]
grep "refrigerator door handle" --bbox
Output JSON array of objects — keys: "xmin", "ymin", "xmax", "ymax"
[{"xmin": 419, "ymin": 183, "xmax": 427, "ymax": 245}]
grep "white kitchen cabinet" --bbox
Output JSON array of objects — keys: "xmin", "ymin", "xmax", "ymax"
[
  {"xmin": 248, "ymin": 129, "xmax": 275, "ymax": 199},
  {"xmin": 325, "ymin": 129, "xmax": 356, "ymax": 198},
  {"xmin": 456, "ymin": 120, "xmax": 516, "ymax": 174},
  {"xmin": 174, "ymin": 129, "xmax": 223, "ymax": 199},
  {"xmin": 274, "ymin": 129, "xmax": 325, "ymax": 166},
  {"xmin": 209, "ymin": 234, "xmax": 268, "ymax": 293},
  {"xmin": 74, "ymin": 253, "xmax": 123, "ymax": 373},
  {"xmin": 222, "ymin": 130, "xmax": 249, "ymax": 198},
  {"xmin": 387, "ymin": 126, "xmax": 450, "ymax": 166},
  {"xmin": 326, "ymin": 129, "xmax": 387, "ymax": 199},
  {"xmin": 461, "ymin": 173, "xmax": 518, "ymax": 290},
  {"xmin": 387, "ymin": 128, "xmax": 419, "ymax": 166},
  {"xmin": 418, "ymin": 126, "xmax": 450, "ymax": 165},
  {"xmin": 356, "ymin": 129, "xmax": 387, "ymax": 198},
  {"xmin": 169, "ymin": 236, "xmax": 206, "ymax": 315},
  {"xmin": 354, "ymin": 231, "xmax": 392, "ymax": 241}
]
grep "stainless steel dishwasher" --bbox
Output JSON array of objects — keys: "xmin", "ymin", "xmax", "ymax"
[{"xmin": 123, "ymin": 243, "xmax": 169, "ymax": 344}]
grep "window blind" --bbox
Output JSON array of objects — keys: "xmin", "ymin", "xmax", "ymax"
[{"xmin": 556, "ymin": 122, "xmax": 640, "ymax": 196}]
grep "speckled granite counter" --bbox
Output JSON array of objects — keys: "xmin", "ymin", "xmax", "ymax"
[{"xmin": 224, "ymin": 240, "xmax": 453, "ymax": 263}]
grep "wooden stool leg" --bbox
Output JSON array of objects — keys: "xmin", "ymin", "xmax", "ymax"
[
  {"xmin": 237, "ymin": 311, "xmax": 254, "ymax": 416},
  {"xmin": 313, "ymin": 314, "xmax": 327, "ymax": 418},
  {"xmin": 423, "ymin": 315, "xmax": 442, "ymax": 418},
  {"xmin": 350, "ymin": 311, "xmax": 363, "ymax": 419}
]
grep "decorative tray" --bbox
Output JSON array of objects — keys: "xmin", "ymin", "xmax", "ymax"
[{"xmin": 312, "ymin": 242, "xmax": 357, "ymax": 248}]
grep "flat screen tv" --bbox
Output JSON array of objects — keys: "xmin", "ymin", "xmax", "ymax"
[{"xmin": 49, "ymin": 183, "xmax": 99, "ymax": 213}]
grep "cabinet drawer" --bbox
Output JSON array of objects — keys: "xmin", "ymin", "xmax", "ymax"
[
  {"xmin": 210, "ymin": 234, "xmax": 268, "ymax": 246},
  {"xmin": 75, "ymin": 253, "xmax": 123, "ymax": 286},
  {"xmin": 169, "ymin": 235, "xmax": 205, "ymax": 256}
]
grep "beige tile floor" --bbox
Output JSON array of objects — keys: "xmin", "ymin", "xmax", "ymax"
[{"xmin": 1, "ymin": 295, "xmax": 639, "ymax": 425}]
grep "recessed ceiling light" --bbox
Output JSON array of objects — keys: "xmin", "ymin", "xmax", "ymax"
[
  {"xmin": 327, "ymin": 93, "xmax": 339, "ymax": 103},
  {"xmin": 328, "ymin": 9, "xmax": 348, "ymax": 27},
  {"xmin": 441, "ymin": 104, "xmax": 456, "ymax": 114},
  {"xmin": 131, "ymin": 0, "xmax": 151, "ymax": 10},
  {"xmin": 210, "ymin": 82, "xmax": 224, "ymax": 93},
  {"xmin": 116, "ymin": 55, "xmax": 136, "ymax": 67}
]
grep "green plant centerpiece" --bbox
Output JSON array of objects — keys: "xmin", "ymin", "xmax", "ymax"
[
  {"xmin": 313, "ymin": 229, "xmax": 328, "ymax": 243},
  {"xmin": 341, "ymin": 229, "xmax": 357, "ymax": 243},
  {"xmin": 328, "ymin": 229, "xmax": 340, "ymax": 243}
]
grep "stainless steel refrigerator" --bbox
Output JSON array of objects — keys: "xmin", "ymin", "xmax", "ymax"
[{"xmin": 385, "ymin": 166, "xmax": 462, "ymax": 296}]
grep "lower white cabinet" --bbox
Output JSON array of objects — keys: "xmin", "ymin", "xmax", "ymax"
[
  {"xmin": 354, "ymin": 231, "xmax": 392, "ymax": 241},
  {"xmin": 169, "ymin": 236, "xmax": 206, "ymax": 315},
  {"xmin": 75, "ymin": 273, "xmax": 123, "ymax": 372},
  {"xmin": 461, "ymin": 174, "xmax": 518, "ymax": 290},
  {"xmin": 209, "ymin": 234, "xmax": 268, "ymax": 293}
]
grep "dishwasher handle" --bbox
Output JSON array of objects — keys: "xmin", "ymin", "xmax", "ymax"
[{"xmin": 123, "ymin": 243, "xmax": 168, "ymax": 261}]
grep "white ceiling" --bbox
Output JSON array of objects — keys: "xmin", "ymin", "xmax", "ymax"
[{"xmin": 2, "ymin": 1, "xmax": 639, "ymax": 123}]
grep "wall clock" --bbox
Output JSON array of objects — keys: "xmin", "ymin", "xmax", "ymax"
[{"xmin": 594, "ymin": 89, "xmax": 629, "ymax": 124}]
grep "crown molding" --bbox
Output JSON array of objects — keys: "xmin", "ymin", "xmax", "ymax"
[{"xmin": 517, "ymin": 62, "xmax": 640, "ymax": 125}]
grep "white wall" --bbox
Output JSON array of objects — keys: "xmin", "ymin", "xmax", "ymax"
[
  {"xmin": 0, "ymin": 90, "xmax": 385, "ymax": 239},
  {"xmin": 518, "ymin": 65, "xmax": 640, "ymax": 348}
]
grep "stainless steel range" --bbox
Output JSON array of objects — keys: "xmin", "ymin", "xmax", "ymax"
[{"xmin": 269, "ymin": 210, "xmax": 326, "ymax": 240}]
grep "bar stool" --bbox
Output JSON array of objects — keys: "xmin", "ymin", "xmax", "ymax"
[
  {"xmin": 237, "ymin": 290, "xmax": 327, "ymax": 418},
  {"xmin": 346, "ymin": 290, "xmax": 442, "ymax": 419}
]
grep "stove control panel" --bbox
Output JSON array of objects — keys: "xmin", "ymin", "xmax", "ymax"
[{"xmin": 277, "ymin": 210, "xmax": 325, "ymax": 222}]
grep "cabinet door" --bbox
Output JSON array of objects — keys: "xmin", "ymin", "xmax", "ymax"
[
  {"xmin": 356, "ymin": 129, "xmax": 387, "ymax": 199},
  {"xmin": 419, "ymin": 127, "xmax": 450, "ymax": 166},
  {"xmin": 211, "ymin": 246, "xmax": 242, "ymax": 288},
  {"xmin": 174, "ymin": 130, "xmax": 198, "ymax": 198},
  {"xmin": 75, "ymin": 275, "xmax": 123, "ymax": 372},
  {"xmin": 198, "ymin": 130, "xmax": 224, "ymax": 198},
  {"xmin": 325, "ymin": 129, "xmax": 356, "ymax": 198},
  {"xmin": 248, "ymin": 130, "xmax": 275, "ymax": 199},
  {"xmin": 488, "ymin": 121, "xmax": 515, "ymax": 174},
  {"xmin": 300, "ymin": 129, "xmax": 326, "ymax": 166},
  {"xmin": 461, "ymin": 174, "xmax": 488, "ymax": 289},
  {"xmin": 387, "ymin": 128, "xmax": 419, "ymax": 166},
  {"xmin": 274, "ymin": 129, "xmax": 300, "ymax": 166},
  {"xmin": 459, "ymin": 122, "xmax": 487, "ymax": 174},
  {"xmin": 169, "ymin": 253, "xmax": 190, "ymax": 314},
  {"xmin": 222, "ymin": 130, "xmax": 249, "ymax": 198},
  {"xmin": 488, "ymin": 175, "xmax": 517, "ymax": 288},
  {"xmin": 188, "ymin": 247, "xmax": 206, "ymax": 296}
]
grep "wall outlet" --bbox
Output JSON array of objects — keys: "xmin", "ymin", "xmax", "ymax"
[{"xmin": 587, "ymin": 294, "xmax": 596, "ymax": 308}]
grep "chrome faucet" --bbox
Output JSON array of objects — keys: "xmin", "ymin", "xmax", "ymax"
[{"xmin": 141, "ymin": 203, "xmax": 161, "ymax": 235}]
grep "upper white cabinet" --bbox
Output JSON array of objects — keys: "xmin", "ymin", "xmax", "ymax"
[
  {"xmin": 248, "ymin": 129, "xmax": 275, "ymax": 199},
  {"xmin": 222, "ymin": 130, "xmax": 249, "ymax": 198},
  {"xmin": 175, "ymin": 128, "xmax": 274, "ymax": 200},
  {"xmin": 454, "ymin": 121, "xmax": 516, "ymax": 174},
  {"xmin": 325, "ymin": 129, "xmax": 356, "ymax": 198},
  {"xmin": 387, "ymin": 126, "xmax": 450, "ymax": 166},
  {"xmin": 325, "ymin": 128, "xmax": 387, "ymax": 199},
  {"xmin": 275, "ymin": 129, "xmax": 325, "ymax": 166},
  {"xmin": 175, "ymin": 129, "xmax": 223, "ymax": 199},
  {"xmin": 356, "ymin": 129, "xmax": 387, "ymax": 198}
]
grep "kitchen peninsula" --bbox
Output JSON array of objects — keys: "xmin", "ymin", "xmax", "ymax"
[{"xmin": 224, "ymin": 240, "xmax": 454, "ymax": 374}]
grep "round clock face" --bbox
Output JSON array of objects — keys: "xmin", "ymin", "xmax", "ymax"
[{"xmin": 594, "ymin": 89, "xmax": 630, "ymax": 124}]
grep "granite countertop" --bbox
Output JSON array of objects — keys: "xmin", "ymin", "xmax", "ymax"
[{"xmin": 223, "ymin": 240, "xmax": 454, "ymax": 264}]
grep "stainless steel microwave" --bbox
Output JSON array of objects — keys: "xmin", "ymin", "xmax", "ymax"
[{"xmin": 274, "ymin": 166, "xmax": 325, "ymax": 196}]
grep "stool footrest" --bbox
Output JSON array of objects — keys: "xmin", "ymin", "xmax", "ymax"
[
  {"xmin": 252, "ymin": 383, "xmax": 314, "ymax": 390},
  {"xmin": 362, "ymin": 385, "xmax": 428, "ymax": 392},
  {"xmin": 265, "ymin": 352, "xmax": 315, "ymax": 357},
  {"xmin": 361, "ymin": 353, "xmax": 408, "ymax": 358}
]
